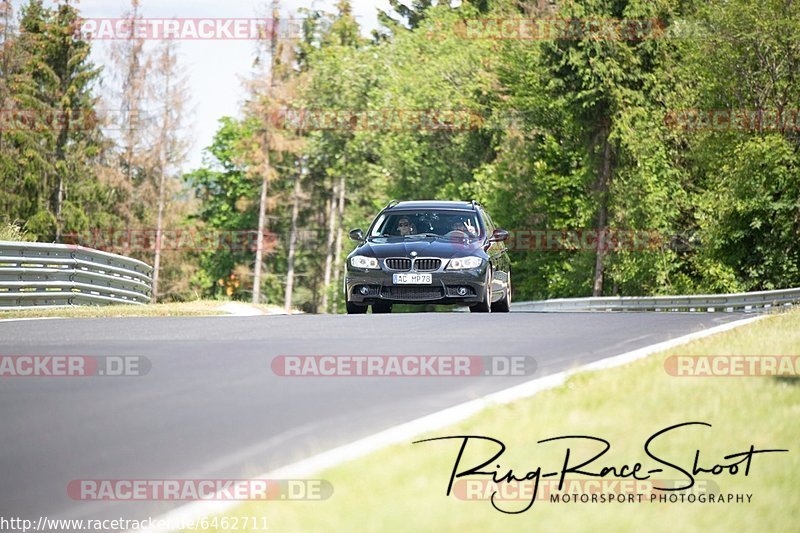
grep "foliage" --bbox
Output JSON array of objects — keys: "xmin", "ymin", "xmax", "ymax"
[{"xmin": 3, "ymin": 0, "xmax": 799, "ymax": 307}]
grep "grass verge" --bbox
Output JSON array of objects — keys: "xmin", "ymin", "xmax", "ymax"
[{"xmin": 193, "ymin": 309, "xmax": 799, "ymax": 533}]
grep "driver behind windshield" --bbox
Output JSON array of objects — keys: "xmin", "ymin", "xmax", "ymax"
[{"xmin": 396, "ymin": 216, "xmax": 416, "ymax": 236}]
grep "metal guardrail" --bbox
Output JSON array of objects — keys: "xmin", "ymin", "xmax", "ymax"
[
  {"xmin": 0, "ymin": 241, "xmax": 153, "ymax": 309},
  {"xmin": 512, "ymin": 287, "xmax": 800, "ymax": 313}
]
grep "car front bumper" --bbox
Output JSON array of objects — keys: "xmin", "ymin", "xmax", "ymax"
[{"xmin": 345, "ymin": 265, "xmax": 488, "ymax": 305}]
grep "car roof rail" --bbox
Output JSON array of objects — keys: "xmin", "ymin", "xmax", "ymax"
[
  {"xmin": 471, "ymin": 200, "xmax": 482, "ymax": 210},
  {"xmin": 384, "ymin": 199, "xmax": 400, "ymax": 210}
]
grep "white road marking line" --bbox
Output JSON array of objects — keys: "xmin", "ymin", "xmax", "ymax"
[{"xmin": 0, "ymin": 316, "xmax": 65, "ymax": 323}]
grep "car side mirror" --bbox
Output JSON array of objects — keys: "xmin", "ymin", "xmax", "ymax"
[
  {"xmin": 488, "ymin": 229, "xmax": 509, "ymax": 243},
  {"xmin": 349, "ymin": 229, "xmax": 365, "ymax": 242}
]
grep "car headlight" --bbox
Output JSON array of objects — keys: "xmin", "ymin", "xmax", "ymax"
[
  {"xmin": 447, "ymin": 256, "xmax": 483, "ymax": 270},
  {"xmin": 350, "ymin": 255, "xmax": 380, "ymax": 269}
]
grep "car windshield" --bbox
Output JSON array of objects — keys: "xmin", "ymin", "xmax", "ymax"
[{"xmin": 369, "ymin": 211, "xmax": 482, "ymax": 239}]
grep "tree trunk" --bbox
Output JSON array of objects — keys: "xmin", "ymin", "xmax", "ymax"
[
  {"xmin": 53, "ymin": 118, "xmax": 69, "ymax": 241},
  {"xmin": 151, "ymin": 164, "xmax": 166, "ymax": 303},
  {"xmin": 253, "ymin": 152, "xmax": 269, "ymax": 304},
  {"xmin": 320, "ymin": 187, "xmax": 338, "ymax": 312},
  {"xmin": 284, "ymin": 164, "xmax": 303, "ymax": 313},
  {"xmin": 321, "ymin": 182, "xmax": 339, "ymax": 312},
  {"xmin": 151, "ymin": 45, "xmax": 172, "ymax": 303},
  {"xmin": 592, "ymin": 121, "xmax": 612, "ymax": 297},
  {"xmin": 54, "ymin": 174, "xmax": 64, "ymax": 242},
  {"xmin": 331, "ymin": 174, "xmax": 346, "ymax": 314},
  {"xmin": 252, "ymin": 1, "xmax": 280, "ymax": 305}
]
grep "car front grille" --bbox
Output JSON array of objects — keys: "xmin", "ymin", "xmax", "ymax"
[
  {"xmin": 414, "ymin": 258, "xmax": 442, "ymax": 271},
  {"xmin": 381, "ymin": 286, "xmax": 444, "ymax": 300},
  {"xmin": 385, "ymin": 258, "xmax": 412, "ymax": 271}
]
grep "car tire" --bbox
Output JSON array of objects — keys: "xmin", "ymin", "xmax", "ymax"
[
  {"xmin": 491, "ymin": 271, "xmax": 511, "ymax": 313},
  {"xmin": 470, "ymin": 268, "xmax": 492, "ymax": 313},
  {"xmin": 372, "ymin": 302, "xmax": 393, "ymax": 314},
  {"xmin": 346, "ymin": 300, "xmax": 368, "ymax": 314}
]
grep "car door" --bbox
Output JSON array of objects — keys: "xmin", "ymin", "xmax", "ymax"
[{"xmin": 481, "ymin": 209, "xmax": 510, "ymax": 296}]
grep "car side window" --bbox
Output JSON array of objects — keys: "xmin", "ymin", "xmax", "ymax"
[{"xmin": 481, "ymin": 209, "xmax": 495, "ymax": 236}]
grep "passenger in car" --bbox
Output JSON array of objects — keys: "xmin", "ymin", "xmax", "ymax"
[{"xmin": 449, "ymin": 217, "xmax": 478, "ymax": 236}]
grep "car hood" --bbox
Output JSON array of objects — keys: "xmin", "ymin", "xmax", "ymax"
[{"xmin": 352, "ymin": 237, "xmax": 486, "ymax": 259}]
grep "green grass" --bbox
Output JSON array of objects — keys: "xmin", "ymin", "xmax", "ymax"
[
  {"xmin": 0, "ymin": 222, "xmax": 32, "ymax": 241},
  {"xmin": 0, "ymin": 301, "xmax": 256, "ymax": 319},
  {"xmin": 195, "ymin": 309, "xmax": 800, "ymax": 533}
]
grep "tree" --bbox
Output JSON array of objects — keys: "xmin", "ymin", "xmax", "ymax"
[
  {"xmin": 107, "ymin": 0, "xmax": 151, "ymax": 223},
  {"xmin": 4, "ymin": 0, "xmax": 108, "ymax": 241},
  {"xmin": 378, "ymin": 0, "xmax": 491, "ymax": 31},
  {"xmin": 676, "ymin": 0, "xmax": 800, "ymax": 291},
  {"xmin": 284, "ymin": 157, "xmax": 305, "ymax": 312},
  {"xmin": 43, "ymin": 1, "xmax": 103, "ymax": 240},
  {"xmin": 251, "ymin": 0, "xmax": 281, "ymax": 305},
  {"xmin": 184, "ymin": 118, "xmax": 259, "ymax": 299},
  {"xmin": 149, "ymin": 39, "xmax": 190, "ymax": 302},
  {"xmin": 182, "ymin": 0, "xmax": 800, "ymax": 308}
]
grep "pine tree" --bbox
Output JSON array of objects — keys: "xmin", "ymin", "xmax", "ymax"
[
  {"xmin": 11, "ymin": 0, "xmax": 103, "ymax": 240},
  {"xmin": 0, "ymin": 0, "xmax": 54, "ymax": 234}
]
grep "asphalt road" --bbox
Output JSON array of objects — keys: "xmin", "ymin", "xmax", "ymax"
[{"xmin": 0, "ymin": 311, "xmax": 748, "ymax": 528}]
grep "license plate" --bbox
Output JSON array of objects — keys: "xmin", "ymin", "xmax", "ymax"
[{"xmin": 393, "ymin": 273, "xmax": 433, "ymax": 285}]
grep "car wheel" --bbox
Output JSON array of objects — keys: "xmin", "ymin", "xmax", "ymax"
[
  {"xmin": 470, "ymin": 268, "xmax": 492, "ymax": 313},
  {"xmin": 372, "ymin": 302, "xmax": 393, "ymax": 314},
  {"xmin": 346, "ymin": 300, "xmax": 368, "ymax": 314},
  {"xmin": 491, "ymin": 271, "xmax": 511, "ymax": 313}
]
